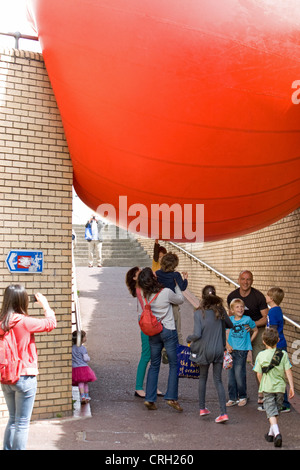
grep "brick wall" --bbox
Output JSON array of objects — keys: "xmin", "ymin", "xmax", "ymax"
[
  {"xmin": 138, "ymin": 208, "xmax": 300, "ymax": 392},
  {"xmin": 0, "ymin": 48, "xmax": 73, "ymax": 419}
]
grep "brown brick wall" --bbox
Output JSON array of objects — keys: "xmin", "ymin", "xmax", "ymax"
[
  {"xmin": 0, "ymin": 48, "xmax": 73, "ymax": 419},
  {"xmin": 138, "ymin": 208, "xmax": 300, "ymax": 392}
]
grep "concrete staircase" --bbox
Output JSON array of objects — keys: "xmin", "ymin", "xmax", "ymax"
[{"xmin": 72, "ymin": 223, "xmax": 152, "ymax": 267}]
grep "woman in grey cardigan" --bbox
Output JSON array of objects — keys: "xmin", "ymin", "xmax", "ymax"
[
  {"xmin": 138, "ymin": 267, "xmax": 184, "ymax": 412},
  {"xmin": 187, "ymin": 285, "xmax": 233, "ymax": 423}
]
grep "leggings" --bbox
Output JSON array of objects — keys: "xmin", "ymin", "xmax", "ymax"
[
  {"xmin": 135, "ymin": 331, "xmax": 151, "ymax": 390},
  {"xmin": 198, "ymin": 362, "xmax": 227, "ymax": 415}
]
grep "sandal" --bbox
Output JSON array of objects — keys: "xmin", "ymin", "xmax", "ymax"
[
  {"xmin": 166, "ymin": 400, "xmax": 183, "ymax": 412},
  {"xmin": 226, "ymin": 400, "xmax": 239, "ymax": 407},
  {"xmin": 238, "ymin": 398, "xmax": 247, "ymax": 407},
  {"xmin": 144, "ymin": 401, "xmax": 157, "ymax": 411}
]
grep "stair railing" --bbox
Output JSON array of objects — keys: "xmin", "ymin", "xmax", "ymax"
[
  {"xmin": 72, "ymin": 246, "xmax": 82, "ymax": 346},
  {"xmin": 169, "ymin": 241, "xmax": 238, "ymax": 287},
  {"xmin": 0, "ymin": 31, "xmax": 39, "ymax": 49},
  {"xmin": 168, "ymin": 241, "xmax": 300, "ymax": 331}
]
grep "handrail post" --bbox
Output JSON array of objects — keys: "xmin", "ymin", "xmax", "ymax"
[{"xmin": 14, "ymin": 31, "xmax": 21, "ymax": 49}]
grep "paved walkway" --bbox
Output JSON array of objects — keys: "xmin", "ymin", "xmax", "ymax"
[{"xmin": 0, "ymin": 266, "xmax": 299, "ymax": 451}]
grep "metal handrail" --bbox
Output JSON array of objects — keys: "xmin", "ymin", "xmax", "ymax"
[
  {"xmin": 0, "ymin": 31, "xmax": 39, "ymax": 49},
  {"xmin": 168, "ymin": 241, "xmax": 300, "ymax": 331},
  {"xmin": 169, "ymin": 241, "xmax": 239, "ymax": 287},
  {"xmin": 72, "ymin": 248, "xmax": 82, "ymax": 347}
]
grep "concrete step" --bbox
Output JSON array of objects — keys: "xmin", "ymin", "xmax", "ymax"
[
  {"xmin": 72, "ymin": 223, "xmax": 151, "ymax": 267},
  {"xmin": 102, "ymin": 258, "xmax": 151, "ymax": 267}
]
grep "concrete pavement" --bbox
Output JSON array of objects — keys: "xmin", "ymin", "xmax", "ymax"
[{"xmin": 0, "ymin": 266, "xmax": 299, "ymax": 452}]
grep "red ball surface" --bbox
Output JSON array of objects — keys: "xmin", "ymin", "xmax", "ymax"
[{"xmin": 28, "ymin": 0, "xmax": 300, "ymax": 241}]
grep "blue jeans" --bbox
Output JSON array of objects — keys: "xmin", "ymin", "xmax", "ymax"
[
  {"xmin": 228, "ymin": 350, "xmax": 248, "ymax": 400},
  {"xmin": 1, "ymin": 376, "xmax": 37, "ymax": 450},
  {"xmin": 146, "ymin": 327, "xmax": 178, "ymax": 403},
  {"xmin": 280, "ymin": 348, "xmax": 290, "ymax": 409}
]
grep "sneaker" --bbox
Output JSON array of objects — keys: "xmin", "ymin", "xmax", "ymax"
[
  {"xmin": 238, "ymin": 398, "xmax": 247, "ymax": 407},
  {"xmin": 279, "ymin": 406, "xmax": 290, "ymax": 413},
  {"xmin": 199, "ymin": 408, "xmax": 211, "ymax": 416},
  {"xmin": 274, "ymin": 434, "xmax": 282, "ymax": 448},
  {"xmin": 80, "ymin": 394, "xmax": 87, "ymax": 404},
  {"xmin": 226, "ymin": 400, "xmax": 239, "ymax": 407},
  {"xmin": 215, "ymin": 414, "xmax": 229, "ymax": 423},
  {"xmin": 85, "ymin": 394, "xmax": 91, "ymax": 402},
  {"xmin": 257, "ymin": 404, "xmax": 265, "ymax": 411}
]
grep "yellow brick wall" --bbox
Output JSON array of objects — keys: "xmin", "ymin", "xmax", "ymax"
[
  {"xmin": 0, "ymin": 48, "xmax": 73, "ymax": 419},
  {"xmin": 138, "ymin": 208, "xmax": 300, "ymax": 392}
]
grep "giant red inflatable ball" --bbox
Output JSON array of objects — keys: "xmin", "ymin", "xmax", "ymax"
[{"xmin": 28, "ymin": 0, "xmax": 300, "ymax": 242}]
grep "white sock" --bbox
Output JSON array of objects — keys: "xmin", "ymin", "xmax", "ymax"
[
  {"xmin": 268, "ymin": 426, "xmax": 274, "ymax": 436},
  {"xmin": 271, "ymin": 424, "xmax": 280, "ymax": 436}
]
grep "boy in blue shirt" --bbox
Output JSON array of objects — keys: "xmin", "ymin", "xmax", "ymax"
[
  {"xmin": 266, "ymin": 287, "xmax": 290, "ymax": 412},
  {"xmin": 266, "ymin": 287, "xmax": 286, "ymax": 349},
  {"xmin": 226, "ymin": 298, "xmax": 258, "ymax": 406}
]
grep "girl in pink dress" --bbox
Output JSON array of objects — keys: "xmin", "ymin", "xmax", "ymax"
[{"xmin": 72, "ymin": 330, "xmax": 97, "ymax": 404}]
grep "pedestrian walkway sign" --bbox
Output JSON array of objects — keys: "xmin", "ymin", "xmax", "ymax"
[{"xmin": 5, "ymin": 250, "xmax": 44, "ymax": 273}]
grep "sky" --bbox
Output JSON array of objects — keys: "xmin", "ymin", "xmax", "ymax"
[{"xmin": 0, "ymin": 0, "xmax": 41, "ymax": 51}]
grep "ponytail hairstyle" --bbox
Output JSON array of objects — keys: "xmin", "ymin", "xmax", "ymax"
[
  {"xmin": 200, "ymin": 285, "xmax": 225, "ymax": 320},
  {"xmin": 0, "ymin": 284, "xmax": 29, "ymax": 332}
]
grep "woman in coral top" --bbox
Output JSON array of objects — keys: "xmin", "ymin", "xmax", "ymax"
[{"xmin": 0, "ymin": 284, "xmax": 56, "ymax": 450}]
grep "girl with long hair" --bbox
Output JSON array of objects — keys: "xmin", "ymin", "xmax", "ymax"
[
  {"xmin": 187, "ymin": 285, "xmax": 233, "ymax": 423},
  {"xmin": 0, "ymin": 284, "xmax": 56, "ymax": 450},
  {"xmin": 137, "ymin": 267, "xmax": 184, "ymax": 412},
  {"xmin": 125, "ymin": 266, "xmax": 163, "ymax": 398}
]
